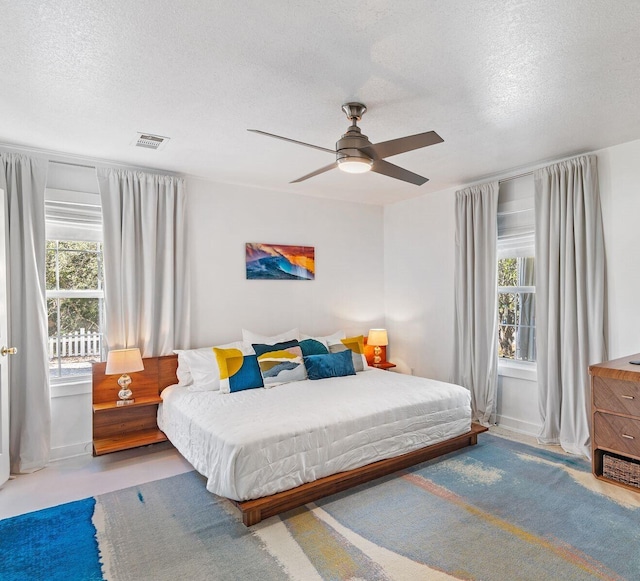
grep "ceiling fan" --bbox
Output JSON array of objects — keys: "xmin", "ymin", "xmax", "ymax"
[{"xmin": 248, "ymin": 103, "xmax": 443, "ymax": 186}]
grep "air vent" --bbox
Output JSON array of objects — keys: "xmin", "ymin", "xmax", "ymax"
[{"xmin": 132, "ymin": 133, "xmax": 170, "ymax": 150}]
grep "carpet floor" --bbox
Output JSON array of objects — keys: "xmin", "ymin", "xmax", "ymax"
[{"xmin": 2, "ymin": 433, "xmax": 639, "ymax": 580}]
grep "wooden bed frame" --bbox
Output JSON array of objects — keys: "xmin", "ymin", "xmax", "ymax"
[{"xmin": 137, "ymin": 354, "xmax": 487, "ymax": 526}]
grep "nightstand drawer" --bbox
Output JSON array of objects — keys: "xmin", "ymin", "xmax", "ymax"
[
  {"xmin": 594, "ymin": 412, "xmax": 640, "ymax": 459},
  {"xmin": 593, "ymin": 376, "xmax": 640, "ymax": 416}
]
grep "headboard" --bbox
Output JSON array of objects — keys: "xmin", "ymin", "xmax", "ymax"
[
  {"xmin": 92, "ymin": 339, "xmax": 384, "ymax": 402},
  {"xmin": 92, "ymin": 354, "xmax": 179, "ymax": 404}
]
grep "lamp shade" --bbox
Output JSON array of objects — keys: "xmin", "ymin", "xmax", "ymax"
[
  {"xmin": 105, "ymin": 348, "xmax": 144, "ymax": 375},
  {"xmin": 367, "ymin": 329, "xmax": 388, "ymax": 346}
]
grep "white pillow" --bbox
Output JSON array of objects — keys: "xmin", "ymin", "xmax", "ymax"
[
  {"xmin": 242, "ymin": 328, "xmax": 300, "ymax": 345},
  {"xmin": 174, "ymin": 341, "xmax": 254, "ymax": 391},
  {"xmin": 301, "ymin": 330, "xmax": 346, "ymax": 348},
  {"xmin": 174, "ymin": 355, "xmax": 194, "ymax": 386}
]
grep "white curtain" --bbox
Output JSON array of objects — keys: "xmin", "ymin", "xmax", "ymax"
[
  {"xmin": 1, "ymin": 153, "xmax": 50, "ymax": 473},
  {"xmin": 97, "ymin": 168, "xmax": 190, "ymax": 357},
  {"xmin": 535, "ymin": 154, "xmax": 605, "ymax": 457},
  {"xmin": 453, "ymin": 182, "xmax": 499, "ymax": 425}
]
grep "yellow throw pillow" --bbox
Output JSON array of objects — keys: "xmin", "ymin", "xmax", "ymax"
[{"xmin": 341, "ymin": 335, "xmax": 365, "ymax": 355}]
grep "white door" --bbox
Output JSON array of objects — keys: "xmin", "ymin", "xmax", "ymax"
[{"xmin": 0, "ymin": 187, "xmax": 11, "ymax": 486}]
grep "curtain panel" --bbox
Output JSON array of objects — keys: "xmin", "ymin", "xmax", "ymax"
[
  {"xmin": 534, "ymin": 154, "xmax": 606, "ymax": 457},
  {"xmin": 453, "ymin": 182, "xmax": 499, "ymax": 425},
  {"xmin": 97, "ymin": 168, "xmax": 190, "ymax": 357},
  {"xmin": 1, "ymin": 153, "xmax": 50, "ymax": 473}
]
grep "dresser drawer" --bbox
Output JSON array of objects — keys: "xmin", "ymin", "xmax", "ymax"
[
  {"xmin": 593, "ymin": 412, "xmax": 640, "ymax": 459},
  {"xmin": 593, "ymin": 376, "xmax": 640, "ymax": 416}
]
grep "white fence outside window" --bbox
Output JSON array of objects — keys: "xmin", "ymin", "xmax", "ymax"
[{"xmin": 48, "ymin": 329, "xmax": 102, "ymax": 358}]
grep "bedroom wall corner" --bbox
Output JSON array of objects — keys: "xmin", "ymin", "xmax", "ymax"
[
  {"xmin": 184, "ymin": 178, "xmax": 386, "ymax": 346},
  {"xmin": 383, "ymin": 187, "xmax": 457, "ymax": 381},
  {"xmin": 383, "ymin": 184, "xmax": 543, "ymax": 437}
]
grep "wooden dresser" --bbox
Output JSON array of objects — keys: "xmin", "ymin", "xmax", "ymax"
[{"xmin": 590, "ymin": 354, "xmax": 640, "ymax": 491}]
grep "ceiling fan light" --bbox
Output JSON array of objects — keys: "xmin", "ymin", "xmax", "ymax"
[{"xmin": 337, "ymin": 158, "xmax": 373, "ymax": 174}]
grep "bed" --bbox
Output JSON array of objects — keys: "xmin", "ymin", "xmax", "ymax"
[{"xmin": 154, "ymin": 355, "xmax": 486, "ymax": 526}]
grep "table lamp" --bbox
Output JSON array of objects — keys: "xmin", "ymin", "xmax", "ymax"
[
  {"xmin": 105, "ymin": 348, "xmax": 144, "ymax": 405},
  {"xmin": 367, "ymin": 329, "xmax": 388, "ymax": 364}
]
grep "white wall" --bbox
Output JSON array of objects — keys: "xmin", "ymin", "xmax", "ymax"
[
  {"xmin": 187, "ymin": 178, "xmax": 385, "ymax": 346},
  {"xmin": 383, "ymin": 186, "xmax": 457, "ymax": 381},
  {"xmin": 50, "ymin": 176, "xmax": 386, "ymax": 459},
  {"xmin": 384, "ymin": 137, "xmax": 640, "ymax": 437},
  {"xmin": 597, "ymin": 138, "xmax": 640, "ymax": 359},
  {"xmin": 49, "ymin": 137, "xmax": 640, "ymax": 458},
  {"xmin": 50, "ymin": 382, "xmax": 93, "ymax": 460},
  {"xmin": 384, "ymin": 187, "xmax": 544, "ymax": 434}
]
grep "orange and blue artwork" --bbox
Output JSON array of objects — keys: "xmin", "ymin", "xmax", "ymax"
[{"xmin": 246, "ymin": 243, "xmax": 315, "ymax": 280}]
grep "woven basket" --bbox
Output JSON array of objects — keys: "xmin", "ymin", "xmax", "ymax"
[{"xmin": 603, "ymin": 454, "xmax": 640, "ymax": 488}]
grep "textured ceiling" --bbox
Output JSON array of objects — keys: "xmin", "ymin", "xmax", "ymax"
[{"xmin": 2, "ymin": 1, "xmax": 640, "ymax": 205}]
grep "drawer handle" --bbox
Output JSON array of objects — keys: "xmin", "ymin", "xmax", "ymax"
[
  {"xmin": 622, "ymin": 434, "xmax": 635, "ymax": 440},
  {"xmin": 621, "ymin": 395, "xmax": 635, "ymax": 400}
]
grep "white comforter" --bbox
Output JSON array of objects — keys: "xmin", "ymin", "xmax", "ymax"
[{"xmin": 158, "ymin": 369, "xmax": 471, "ymax": 501}]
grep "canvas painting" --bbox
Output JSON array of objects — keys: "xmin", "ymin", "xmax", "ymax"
[{"xmin": 246, "ymin": 243, "xmax": 315, "ymax": 280}]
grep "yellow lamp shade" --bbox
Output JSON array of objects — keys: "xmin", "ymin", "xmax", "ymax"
[{"xmin": 367, "ymin": 329, "xmax": 388, "ymax": 346}]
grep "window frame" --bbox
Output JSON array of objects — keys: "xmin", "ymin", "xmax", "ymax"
[
  {"xmin": 46, "ymin": 239, "xmax": 105, "ymax": 383},
  {"xmin": 496, "ymin": 175, "xmax": 536, "ymax": 379},
  {"xmin": 45, "ymin": 185, "xmax": 105, "ymax": 383},
  {"xmin": 497, "ymin": 278, "xmax": 536, "ymax": 363}
]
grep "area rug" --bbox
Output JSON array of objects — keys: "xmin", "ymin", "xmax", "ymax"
[{"xmin": 2, "ymin": 434, "xmax": 639, "ymax": 580}]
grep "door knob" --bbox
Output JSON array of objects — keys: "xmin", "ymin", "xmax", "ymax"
[{"xmin": 1, "ymin": 346, "xmax": 17, "ymax": 356}]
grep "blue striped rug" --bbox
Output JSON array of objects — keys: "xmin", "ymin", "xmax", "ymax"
[{"xmin": 2, "ymin": 434, "xmax": 639, "ymax": 580}]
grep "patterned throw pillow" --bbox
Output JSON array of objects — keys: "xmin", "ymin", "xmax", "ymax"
[
  {"xmin": 252, "ymin": 340, "xmax": 307, "ymax": 387},
  {"xmin": 329, "ymin": 335, "xmax": 368, "ymax": 372},
  {"xmin": 214, "ymin": 347, "xmax": 264, "ymax": 393},
  {"xmin": 299, "ymin": 338, "xmax": 330, "ymax": 356}
]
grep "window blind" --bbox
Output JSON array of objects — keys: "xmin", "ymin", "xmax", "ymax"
[
  {"xmin": 497, "ymin": 174, "xmax": 534, "ymax": 258},
  {"xmin": 45, "ymin": 188, "xmax": 102, "ymax": 242}
]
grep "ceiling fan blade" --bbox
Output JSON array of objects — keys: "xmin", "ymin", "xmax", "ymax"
[
  {"xmin": 248, "ymin": 129, "xmax": 335, "ymax": 154},
  {"xmin": 290, "ymin": 162, "xmax": 338, "ymax": 183},
  {"xmin": 371, "ymin": 159, "xmax": 428, "ymax": 186},
  {"xmin": 361, "ymin": 131, "xmax": 443, "ymax": 160}
]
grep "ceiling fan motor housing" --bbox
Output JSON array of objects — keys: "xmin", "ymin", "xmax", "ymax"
[{"xmin": 336, "ymin": 124, "xmax": 373, "ymax": 165}]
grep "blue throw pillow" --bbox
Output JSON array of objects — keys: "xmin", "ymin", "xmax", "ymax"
[
  {"xmin": 304, "ymin": 349, "xmax": 356, "ymax": 380},
  {"xmin": 299, "ymin": 338, "xmax": 329, "ymax": 357}
]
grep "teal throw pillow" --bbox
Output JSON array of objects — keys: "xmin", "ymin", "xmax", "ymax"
[
  {"xmin": 304, "ymin": 350, "xmax": 356, "ymax": 380},
  {"xmin": 299, "ymin": 338, "xmax": 330, "ymax": 356}
]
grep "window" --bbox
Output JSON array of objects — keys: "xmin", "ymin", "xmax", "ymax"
[
  {"xmin": 498, "ymin": 257, "xmax": 535, "ymax": 361},
  {"xmin": 497, "ymin": 176, "xmax": 535, "ymax": 364},
  {"xmin": 46, "ymin": 241, "xmax": 104, "ymax": 379},
  {"xmin": 44, "ymin": 184, "xmax": 104, "ymax": 380}
]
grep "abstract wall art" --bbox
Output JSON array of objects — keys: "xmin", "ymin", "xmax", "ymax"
[{"xmin": 245, "ymin": 243, "xmax": 315, "ymax": 280}]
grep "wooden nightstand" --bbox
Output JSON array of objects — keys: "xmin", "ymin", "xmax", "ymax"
[
  {"xmin": 373, "ymin": 362, "xmax": 396, "ymax": 370},
  {"xmin": 92, "ymin": 358, "xmax": 167, "ymax": 456}
]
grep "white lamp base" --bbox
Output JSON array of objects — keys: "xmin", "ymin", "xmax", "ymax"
[{"xmin": 117, "ymin": 373, "xmax": 134, "ymax": 403}]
